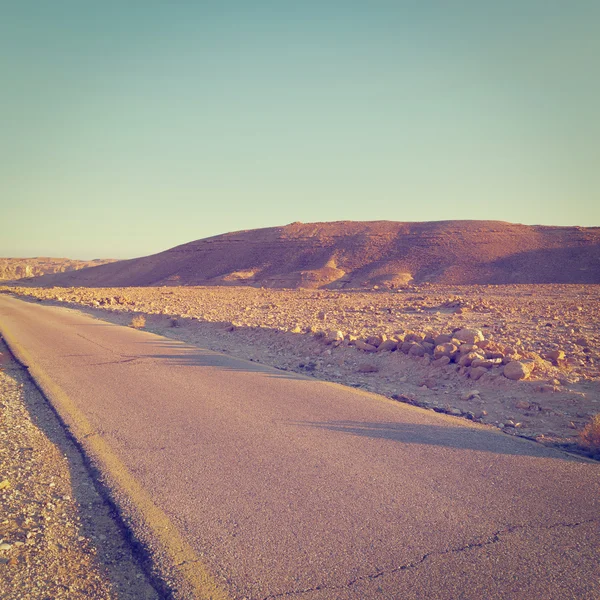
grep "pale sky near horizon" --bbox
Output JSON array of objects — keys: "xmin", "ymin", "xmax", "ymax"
[{"xmin": 1, "ymin": 1, "xmax": 599, "ymax": 259}]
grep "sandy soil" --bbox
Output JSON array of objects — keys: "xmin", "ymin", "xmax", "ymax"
[
  {"xmin": 0, "ymin": 340, "xmax": 161, "ymax": 600},
  {"xmin": 2, "ymin": 284, "xmax": 598, "ymax": 460}
]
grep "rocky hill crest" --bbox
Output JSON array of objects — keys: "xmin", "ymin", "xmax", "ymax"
[{"xmin": 19, "ymin": 220, "xmax": 600, "ymax": 288}]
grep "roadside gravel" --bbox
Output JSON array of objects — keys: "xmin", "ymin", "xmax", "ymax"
[{"xmin": 0, "ymin": 340, "xmax": 161, "ymax": 600}]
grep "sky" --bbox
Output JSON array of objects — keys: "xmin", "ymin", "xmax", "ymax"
[{"xmin": 1, "ymin": 1, "xmax": 599, "ymax": 259}]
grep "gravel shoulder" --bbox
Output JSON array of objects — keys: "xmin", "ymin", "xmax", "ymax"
[{"xmin": 0, "ymin": 339, "xmax": 161, "ymax": 600}]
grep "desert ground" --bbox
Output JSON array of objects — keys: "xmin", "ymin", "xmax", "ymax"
[{"xmin": 2, "ymin": 283, "xmax": 598, "ymax": 460}]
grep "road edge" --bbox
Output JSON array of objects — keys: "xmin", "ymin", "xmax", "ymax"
[{"xmin": 0, "ymin": 318, "xmax": 232, "ymax": 600}]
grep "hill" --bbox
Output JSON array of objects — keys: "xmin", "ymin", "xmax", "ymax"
[
  {"xmin": 0, "ymin": 257, "xmax": 117, "ymax": 282},
  {"xmin": 19, "ymin": 220, "xmax": 600, "ymax": 288}
]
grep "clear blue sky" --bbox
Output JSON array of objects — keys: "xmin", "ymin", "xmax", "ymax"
[{"xmin": 1, "ymin": 1, "xmax": 598, "ymax": 259}]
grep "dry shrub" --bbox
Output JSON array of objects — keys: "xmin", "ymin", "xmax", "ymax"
[
  {"xmin": 129, "ymin": 315, "xmax": 146, "ymax": 329},
  {"xmin": 579, "ymin": 414, "xmax": 600, "ymax": 454}
]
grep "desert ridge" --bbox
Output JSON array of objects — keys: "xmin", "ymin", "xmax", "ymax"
[{"xmin": 16, "ymin": 220, "xmax": 600, "ymax": 288}]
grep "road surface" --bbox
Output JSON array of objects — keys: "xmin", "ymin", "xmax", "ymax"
[{"xmin": 0, "ymin": 294, "xmax": 598, "ymax": 600}]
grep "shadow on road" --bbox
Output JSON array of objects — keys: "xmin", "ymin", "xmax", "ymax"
[
  {"xmin": 133, "ymin": 339, "xmax": 310, "ymax": 380},
  {"xmin": 291, "ymin": 420, "xmax": 584, "ymax": 461}
]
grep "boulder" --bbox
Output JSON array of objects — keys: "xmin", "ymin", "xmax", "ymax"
[
  {"xmin": 408, "ymin": 343, "xmax": 426, "ymax": 357},
  {"xmin": 355, "ymin": 340, "xmax": 378, "ymax": 352},
  {"xmin": 404, "ymin": 332, "xmax": 424, "ymax": 343},
  {"xmin": 454, "ymin": 328, "xmax": 485, "ymax": 344},
  {"xmin": 458, "ymin": 352, "xmax": 485, "ymax": 367},
  {"xmin": 432, "ymin": 355, "xmax": 451, "ymax": 367},
  {"xmin": 421, "ymin": 342, "xmax": 435, "ymax": 354},
  {"xmin": 503, "ymin": 360, "xmax": 534, "ymax": 381},
  {"xmin": 377, "ymin": 339, "xmax": 398, "ymax": 352},
  {"xmin": 459, "ymin": 343, "xmax": 479, "ymax": 355},
  {"xmin": 434, "ymin": 343, "xmax": 458, "ymax": 359},
  {"xmin": 544, "ymin": 349, "xmax": 565, "ymax": 363},
  {"xmin": 469, "ymin": 366, "xmax": 489, "ymax": 381},
  {"xmin": 366, "ymin": 334, "xmax": 386, "ymax": 347}
]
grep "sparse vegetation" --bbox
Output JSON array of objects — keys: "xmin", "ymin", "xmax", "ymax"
[
  {"xmin": 580, "ymin": 414, "xmax": 600, "ymax": 455},
  {"xmin": 129, "ymin": 314, "xmax": 146, "ymax": 329}
]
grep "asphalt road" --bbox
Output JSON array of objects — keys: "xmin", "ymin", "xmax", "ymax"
[{"xmin": 0, "ymin": 295, "xmax": 598, "ymax": 600}]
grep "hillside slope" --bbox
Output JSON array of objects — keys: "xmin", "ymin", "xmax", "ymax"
[{"xmin": 21, "ymin": 221, "xmax": 600, "ymax": 288}]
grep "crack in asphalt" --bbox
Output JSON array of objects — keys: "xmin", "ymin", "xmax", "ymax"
[
  {"xmin": 76, "ymin": 332, "xmax": 123, "ymax": 355},
  {"xmin": 261, "ymin": 519, "xmax": 598, "ymax": 599},
  {"xmin": 90, "ymin": 357, "xmax": 143, "ymax": 366},
  {"xmin": 75, "ymin": 333, "xmax": 146, "ymax": 366}
]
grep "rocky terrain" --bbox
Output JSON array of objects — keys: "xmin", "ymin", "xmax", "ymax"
[
  {"xmin": 20, "ymin": 220, "xmax": 600, "ymax": 288},
  {"xmin": 3, "ymin": 284, "xmax": 599, "ymax": 459},
  {"xmin": 0, "ymin": 258, "xmax": 116, "ymax": 282},
  {"xmin": 0, "ymin": 340, "xmax": 160, "ymax": 599}
]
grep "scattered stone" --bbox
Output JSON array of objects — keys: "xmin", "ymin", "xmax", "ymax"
[
  {"xmin": 515, "ymin": 400, "xmax": 532, "ymax": 410},
  {"xmin": 544, "ymin": 349, "xmax": 565, "ymax": 364},
  {"xmin": 469, "ymin": 366, "xmax": 488, "ymax": 381},
  {"xmin": 471, "ymin": 358, "xmax": 500, "ymax": 369},
  {"xmin": 404, "ymin": 332, "xmax": 424, "ymax": 343},
  {"xmin": 356, "ymin": 363, "xmax": 379, "ymax": 373},
  {"xmin": 458, "ymin": 352, "xmax": 484, "ymax": 367},
  {"xmin": 325, "ymin": 330, "xmax": 344, "ymax": 345},
  {"xmin": 408, "ymin": 344, "xmax": 426, "ymax": 357},
  {"xmin": 366, "ymin": 334, "xmax": 386, "ymax": 347},
  {"xmin": 459, "ymin": 343, "xmax": 479, "ymax": 355},
  {"xmin": 433, "ymin": 343, "xmax": 458, "ymax": 359},
  {"xmin": 454, "ymin": 328, "xmax": 485, "ymax": 344},
  {"xmin": 355, "ymin": 340, "xmax": 378, "ymax": 352},
  {"xmin": 421, "ymin": 342, "xmax": 435, "ymax": 354},
  {"xmin": 432, "ymin": 355, "xmax": 451, "ymax": 367},
  {"xmin": 536, "ymin": 384, "xmax": 556, "ymax": 393},
  {"xmin": 377, "ymin": 339, "xmax": 398, "ymax": 352}
]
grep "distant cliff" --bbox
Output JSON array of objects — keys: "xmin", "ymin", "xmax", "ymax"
[
  {"xmin": 0, "ymin": 258, "xmax": 117, "ymax": 282},
  {"xmin": 20, "ymin": 220, "xmax": 600, "ymax": 288}
]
